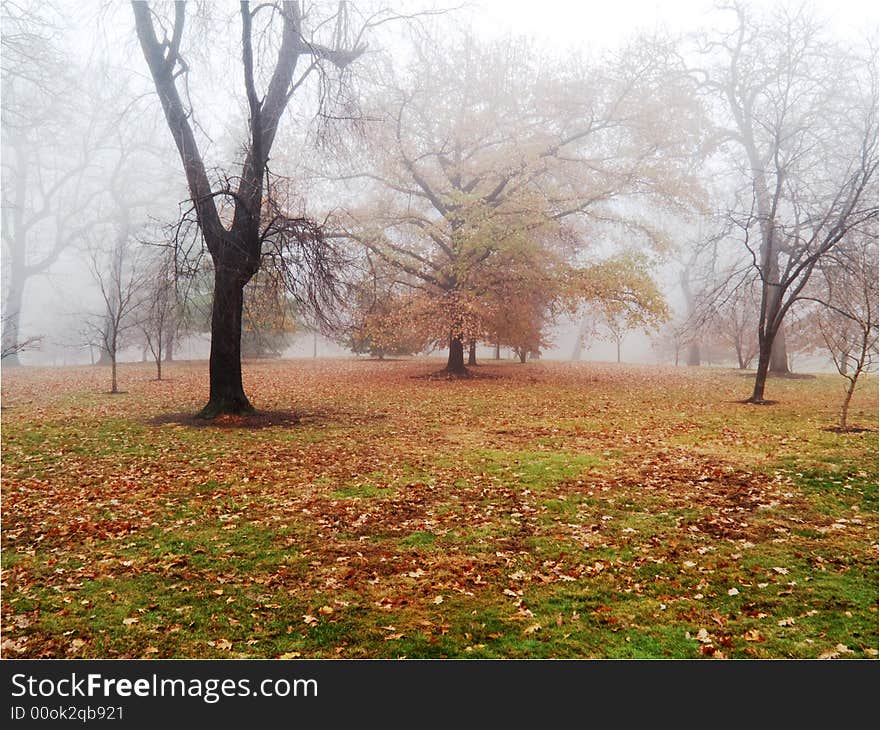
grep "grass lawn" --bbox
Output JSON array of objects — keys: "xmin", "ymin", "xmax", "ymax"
[{"xmin": 1, "ymin": 358, "xmax": 876, "ymax": 659}]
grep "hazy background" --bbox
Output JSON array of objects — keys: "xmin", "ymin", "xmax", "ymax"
[{"xmin": 3, "ymin": 0, "xmax": 877, "ymax": 370}]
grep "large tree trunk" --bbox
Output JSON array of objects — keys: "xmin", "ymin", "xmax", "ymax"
[
  {"xmin": 199, "ymin": 267, "xmax": 253, "ymax": 418},
  {"xmin": 494, "ymin": 342, "xmax": 500, "ymax": 360},
  {"xmin": 446, "ymin": 334, "xmax": 466, "ymax": 373},
  {"xmin": 686, "ymin": 341, "xmax": 700, "ymax": 367},
  {"xmin": 769, "ymin": 327, "xmax": 789, "ymax": 373},
  {"xmin": 134, "ymin": 2, "xmax": 362, "ymax": 418},
  {"xmin": 164, "ymin": 332, "xmax": 174, "ymax": 362},
  {"xmin": 1, "ymin": 278, "xmax": 24, "ymax": 367},
  {"xmin": 467, "ymin": 340, "xmax": 477, "ymax": 366}
]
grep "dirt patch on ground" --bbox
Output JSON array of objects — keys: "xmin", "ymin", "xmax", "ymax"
[
  {"xmin": 573, "ymin": 451, "xmax": 808, "ymax": 544},
  {"xmin": 415, "ymin": 368, "xmax": 503, "ymax": 381}
]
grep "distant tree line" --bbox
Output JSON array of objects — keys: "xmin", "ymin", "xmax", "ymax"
[{"xmin": 1, "ymin": 1, "xmax": 875, "ymax": 422}]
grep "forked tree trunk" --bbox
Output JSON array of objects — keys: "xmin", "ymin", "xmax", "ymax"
[
  {"xmin": 446, "ymin": 334, "xmax": 466, "ymax": 373},
  {"xmin": 1, "ymin": 278, "xmax": 24, "ymax": 367},
  {"xmin": 467, "ymin": 340, "xmax": 477, "ymax": 366},
  {"xmin": 199, "ymin": 267, "xmax": 253, "ymax": 418}
]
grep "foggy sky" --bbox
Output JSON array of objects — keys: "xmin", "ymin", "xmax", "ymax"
[{"xmin": 2, "ymin": 0, "xmax": 875, "ymax": 371}]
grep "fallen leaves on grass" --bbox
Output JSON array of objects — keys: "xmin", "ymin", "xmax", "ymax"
[{"xmin": 1, "ymin": 359, "xmax": 876, "ymax": 659}]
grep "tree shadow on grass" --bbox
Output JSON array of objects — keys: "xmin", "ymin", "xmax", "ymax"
[
  {"xmin": 821, "ymin": 425, "xmax": 874, "ymax": 434},
  {"xmin": 414, "ymin": 368, "xmax": 502, "ymax": 381},
  {"xmin": 148, "ymin": 407, "xmax": 388, "ymax": 430},
  {"xmin": 736, "ymin": 371, "xmax": 816, "ymax": 380}
]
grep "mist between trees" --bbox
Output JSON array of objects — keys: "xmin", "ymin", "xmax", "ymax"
[{"xmin": 1, "ymin": 1, "xmax": 876, "ymax": 418}]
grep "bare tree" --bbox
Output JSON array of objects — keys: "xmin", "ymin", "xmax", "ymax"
[
  {"xmin": 651, "ymin": 319, "xmax": 689, "ymax": 366},
  {"xmin": 87, "ymin": 237, "xmax": 147, "ymax": 394},
  {"xmin": 131, "ymin": 1, "xmax": 373, "ymax": 417},
  {"xmin": 694, "ymin": 2, "xmax": 879, "ymax": 403},
  {"xmin": 712, "ymin": 277, "xmax": 760, "ymax": 370},
  {"xmin": 811, "ymin": 234, "xmax": 878, "ymax": 430},
  {"xmin": 1, "ymin": 2, "xmax": 97, "ymax": 366},
  {"xmin": 2, "ymin": 3, "xmax": 176, "ymax": 370},
  {"xmin": 0, "ymin": 313, "xmax": 41, "ymax": 360},
  {"xmin": 139, "ymin": 246, "xmax": 178, "ymax": 381}
]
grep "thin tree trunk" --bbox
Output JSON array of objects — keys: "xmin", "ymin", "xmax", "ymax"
[
  {"xmin": 616, "ymin": 339, "xmax": 621, "ymax": 363},
  {"xmin": 750, "ymin": 341, "xmax": 772, "ymax": 403},
  {"xmin": 446, "ymin": 334, "xmax": 466, "ymax": 373},
  {"xmin": 571, "ymin": 316, "xmax": 590, "ymax": 361},
  {"xmin": 110, "ymin": 354, "xmax": 118, "ymax": 394},
  {"xmin": 686, "ymin": 341, "xmax": 700, "ymax": 367},
  {"xmin": 494, "ymin": 342, "xmax": 500, "ymax": 360},
  {"xmin": 199, "ymin": 267, "xmax": 253, "ymax": 418},
  {"xmin": 467, "ymin": 340, "xmax": 477, "ymax": 366},
  {"xmin": 165, "ymin": 333, "xmax": 174, "ymax": 362},
  {"xmin": 735, "ymin": 341, "xmax": 745, "ymax": 369},
  {"xmin": 839, "ymin": 376, "xmax": 857, "ymax": 430}
]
